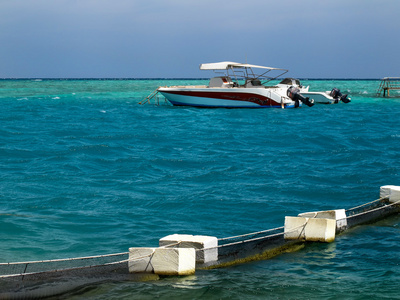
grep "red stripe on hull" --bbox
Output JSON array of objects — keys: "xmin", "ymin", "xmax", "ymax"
[{"xmin": 163, "ymin": 90, "xmax": 279, "ymax": 106}]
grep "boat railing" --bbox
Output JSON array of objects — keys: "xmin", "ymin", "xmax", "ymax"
[{"xmin": 138, "ymin": 88, "xmax": 166, "ymax": 105}]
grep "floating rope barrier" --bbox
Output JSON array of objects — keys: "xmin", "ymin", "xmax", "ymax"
[
  {"xmin": 1, "ymin": 187, "xmax": 399, "ymax": 299},
  {"xmin": 2, "ymin": 196, "xmax": 398, "ymax": 278}
]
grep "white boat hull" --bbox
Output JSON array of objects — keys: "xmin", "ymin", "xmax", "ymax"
[
  {"xmin": 158, "ymin": 87, "xmax": 298, "ymax": 108},
  {"xmin": 301, "ymin": 92, "xmax": 338, "ymax": 104}
]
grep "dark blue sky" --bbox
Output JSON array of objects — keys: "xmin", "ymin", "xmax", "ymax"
[{"xmin": 1, "ymin": 0, "xmax": 399, "ymax": 78}]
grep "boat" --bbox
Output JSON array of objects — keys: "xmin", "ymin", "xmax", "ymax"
[
  {"xmin": 277, "ymin": 78, "xmax": 351, "ymax": 104},
  {"xmin": 156, "ymin": 62, "xmax": 349, "ymax": 108}
]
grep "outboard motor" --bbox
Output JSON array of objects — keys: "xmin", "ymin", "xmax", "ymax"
[
  {"xmin": 287, "ymin": 86, "xmax": 314, "ymax": 107},
  {"xmin": 330, "ymin": 88, "xmax": 351, "ymax": 103}
]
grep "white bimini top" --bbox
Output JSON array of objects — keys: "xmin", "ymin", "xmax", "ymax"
[{"xmin": 199, "ymin": 61, "xmax": 286, "ymax": 71}]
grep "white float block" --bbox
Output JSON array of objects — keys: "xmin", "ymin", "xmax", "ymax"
[
  {"xmin": 128, "ymin": 247, "xmax": 156, "ymax": 273},
  {"xmin": 284, "ymin": 216, "xmax": 336, "ymax": 242},
  {"xmin": 298, "ymin": 209, "xmax": 347, "ymax": 232},
  {"xmin": 305, "ymin": 218, "xmax": 336, "ymax": 242},
  {"xmin": 159, "ymin": 234, "xmax": 218, "ymax": 263},
  {"xmin": 152, "ymin": 248, "xmax": 196, "ymax": 276},
  {"xmin": 380, "ymin": 185, "xmax": 397, "ymax": 199},
  {"xmin": 284, "ymin": 216, "xmax": 307, "ymax": 240},
  {"xmin": 388, "ymin": 186, "xmax": 400, "ymax": 203}
]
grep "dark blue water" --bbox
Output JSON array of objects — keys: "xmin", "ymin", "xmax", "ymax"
[{"xmin": 1, "ymin": 79, "xmax": 399, "ymax": 298}]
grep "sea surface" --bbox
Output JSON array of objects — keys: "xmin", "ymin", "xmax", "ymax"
[{"xmin": 0, "ymin": 79, "xmax": 399, "ymax": 299}]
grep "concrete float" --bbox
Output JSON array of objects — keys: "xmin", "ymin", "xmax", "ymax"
[
  {"xmin": 380, "ymin": 185, "xmax": 398, "ymax": 199},
  {"xmin": 128, "ymin": 247, "xmax": 156, "ymax": 273},
  {"xmin": 128, "ymin": 247, "xmax": 196, "ymax": 276},
  {"xmin": 284, "ymin": 216, "xmax": 337, "ymax": 242},
  {"xmin": 283, "ymin": 209, "xmax": 347, "ymax": 243},
  {"xmin": 128, "ymin": 234, "xmax": 217, "ymax": 275},
  {"xmin": 385, "ymin": 185, "xmax": 400, "ymax": 203},
  {"xmin": 159, "ymin": 234, "xmax": 218, "ymax": 264},
  {"xmin": 151, "ymin": 248, "xmax": 195, "ymax": 276},
  {"xmin": 298, "ymin": 209, "xmax": 347, "ymax": 232}
]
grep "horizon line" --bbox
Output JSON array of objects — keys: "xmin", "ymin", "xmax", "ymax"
[{"xmin": 0, "ymin": 77, "xmax": 384, "ymax": 81}]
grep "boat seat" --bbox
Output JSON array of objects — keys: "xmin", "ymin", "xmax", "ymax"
[
  {"xmin": 209, "ymin": 77, "xmax": 234, "ymax": 88},
  {"xmin": 245, "ymin": 79, "xmax": 263, "ymax": 88}
]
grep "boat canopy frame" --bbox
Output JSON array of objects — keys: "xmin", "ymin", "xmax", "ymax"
[{"xmin": 199, "ymin": 61, "xmax": 289, "ymax": 85}]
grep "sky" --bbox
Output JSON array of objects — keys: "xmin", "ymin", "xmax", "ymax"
[{"xmin": 0, "ymin": 0, "xmax": 399, "ymax": 79}]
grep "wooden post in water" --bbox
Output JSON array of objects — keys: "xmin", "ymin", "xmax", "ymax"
[{"xmin": 378, "ymin": 77, "xmax": 400, "ymax": 97}]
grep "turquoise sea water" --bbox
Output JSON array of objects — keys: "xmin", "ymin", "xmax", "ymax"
[{"xmin": 1, "ymin": 79, "xmax": 400, "ymax": 299}]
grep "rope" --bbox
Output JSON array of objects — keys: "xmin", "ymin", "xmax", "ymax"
[
  {"xmin": 216, "ymin": 231, "xmax": 285, "ymax": 249},
  {"xmin": 205, "ymin": 221, "xmax": 308, "ymax": 250},
  {"xmin": 347, "ymin": 198, "xmax": 400, "ymax": 219},
  {"xmin": 0, "ymin": 258, "xmax": 129, "ymax": 279},
  {"xmin": 1, "ymin": 251, "xmax": 159, "ymax": 278},
  {"xmin": 218, "ymin": 212, "xmax": 320, "ymax": 243},
  {"xmin": 346, "ymin": 196, "xmax": 389, "ymax": 212},
  {"xmin": 218, "ymin": 226, "xmax": 284, "ymax": 241},
  {"xmin": 159, "ymin": 241, "xmax": 182, "ymax": 248},
  {"xmin": 0, "ymin": 251, "xmax": 129, "ymax": 266},
  {"xmin": 204, "ymin": 220, "xmax": 311, "ymax": 251}
]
